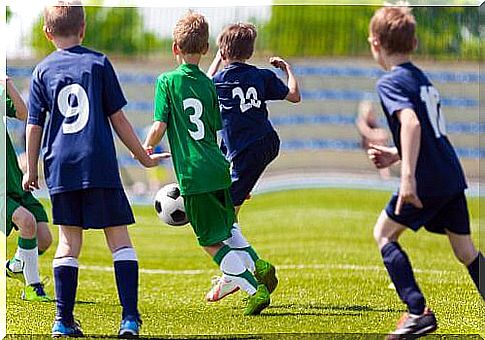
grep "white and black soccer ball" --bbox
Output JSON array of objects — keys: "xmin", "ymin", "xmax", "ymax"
[{"xmin": 154, "ymin": 183, "xmax": 189, "ymax": 227}]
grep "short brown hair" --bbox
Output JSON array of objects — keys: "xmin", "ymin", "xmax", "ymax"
[
  {"xmin": 44, "ymin": 0, "xmax": 85, "ymax": 37},
  {"xmin": 173, "ymin": 11, "xmax": 209, "ymax": 54},
  {"xmin": 369, "ymin": 6, "xmax": 416, "ymax": 55},
  {"xmin": 218, "ymin": 23, "xmax": 257, "ymax": 61}
]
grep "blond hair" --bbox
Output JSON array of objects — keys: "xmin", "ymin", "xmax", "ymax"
[
  {"xmin": 369, "ymin": 6, "xmax": 416, "ymax": 55},
  {"xmin": 173, "ymin": 11, "xmax": 209, "ymax": 54},
  {"xmin": 44, "ymin": 0, "xmax": 85, "ymax": 37},
  {"xmin": 218, "ymin": 23, "xmax": 257, "ymax": 61}
]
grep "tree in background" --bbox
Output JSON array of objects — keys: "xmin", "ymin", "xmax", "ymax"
[
  {"xmin": 6, "ymin": 7, "xmax": 12, "ymax": 22},
  {"xmin": 263, "ymin": 5, "xmax": 482, "ymax": 60},
  {"xmin": 30, "ymin": 6, "xmax": 163, "ymax": 57}
]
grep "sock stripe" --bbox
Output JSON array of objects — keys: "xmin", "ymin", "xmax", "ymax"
[
  {"xmin": 113, "ymin": 247, "xmax": 137, "ymax": 262},
  {"xmin": 53, "ymin": 256, "xmax": 79, "ymax": 268},
  {"xmin": 213, "ymin": 245, "xmax": 231, "ymax": 265},
  {"xmin": 18, "ymin": 237, "xmax": 37, "ymax": 250}
]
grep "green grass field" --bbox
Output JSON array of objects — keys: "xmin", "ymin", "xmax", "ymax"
[{"xmin": 6, "ymin": 189, "xmax": 484, "ymax": 338}]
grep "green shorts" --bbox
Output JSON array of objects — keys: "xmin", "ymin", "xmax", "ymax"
[
  {"xmin": 183, "ymin": 189, "xmax": 235, "ymax": 247},
  {"xmin": 6, "ymin": 192, "xmax": 48, "ymax": 237}
]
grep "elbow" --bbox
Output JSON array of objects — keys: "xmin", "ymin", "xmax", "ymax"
[{"xmin": 287, "ymin": 92, "xmax": 301, "ymax": 103}]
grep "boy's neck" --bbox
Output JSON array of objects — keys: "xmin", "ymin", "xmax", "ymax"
[
  {"xmin": 178, "ymin": 53, "xmax": 202, "ymax": 66},
  {"xmin": 226, "ymin": 58, "xmax": 247, "ymax": 65},
  {"xmin": 383, "ymin": 53, "xmax": 411, "ymax": 71},
  {"xmin": 53, "ymin": 36, "xmax": 82, "ymax": 50}
]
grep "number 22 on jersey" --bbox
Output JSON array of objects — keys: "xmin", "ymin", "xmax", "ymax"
[{"xmin": 420, "ymin": 85, "xmax": 446, "ymax": 138}]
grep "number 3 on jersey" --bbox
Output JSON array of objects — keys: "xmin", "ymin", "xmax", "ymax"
[
  {"xmin": 184, "ymin": 98, "xmax": 205, "ymax": 141},
  {"xmin": 420, "ymin": 86, "xmax": 446, "ymax": 138},
  {"xmin": 57, "ymin": 84, "xmax": 90, "ymax": 134}
]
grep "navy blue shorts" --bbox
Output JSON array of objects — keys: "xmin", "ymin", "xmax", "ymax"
[
  {"xmin": 385, "ymin": 191, "xmax": 470, "ymax": 235},
  {"xmin": 51, "ymin": 188, "xmax": 135, "ymax": 229},
  {"xmin": 230, "ymin": 131, "xmax": 280, "ymax": 206}
]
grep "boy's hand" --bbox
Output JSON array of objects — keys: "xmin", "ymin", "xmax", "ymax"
[
  {"xmin": 22, "ymin": 172, "xmax": 39, "ymax": 192},
  {"xmin": 395, "ymin": 175, "xmax": 423, "ymax": 215},
  {"xmin": 139, "ymin": 152, "xmax": 171, "ymax": 168},
  {"xmin": 367, "ymin": 144, "xmax": 399, "ymax": 169},
  {"xmin": 270, "ymin": 57, "xmax": 290, "ymax": 72}
]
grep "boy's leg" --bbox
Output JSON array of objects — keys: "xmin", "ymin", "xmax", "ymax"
[
  {"xmin": 446, "ymin": 231, "xmax": 484, "ymax": 300},
  {"xmin": 374, "ymin": 210, "xmax": 426, "ymax": 315},
  {"xmin": 103, "ymin": 226, "xmax": 140, "ymax": 322},
  {"xmin": 53, "ymin": 225, "xmax": 82, "ymax": 326}
]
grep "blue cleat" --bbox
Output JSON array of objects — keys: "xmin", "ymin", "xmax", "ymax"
[
  {"xmin": 52, "ymin": 319, "xmax": 83, "ymax": 338},
  {"xmin": 118, "ymin": 316, "xmax": 141, "ymax": 338}
]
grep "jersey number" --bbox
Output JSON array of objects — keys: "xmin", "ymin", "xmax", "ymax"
[
  {"xmin": 57, "ymin": 84, "xmax": 90, "ymax": 134},
  {"xmin": 420, "ymin": 86, "xmax": 446, "ymax": 138},
  {"xmin": 184, "ymin": 98, "xmax": 205, "ymax": 141},
  {"xmin": 233, "ymin": 87, "xmax": 261, "ymax": 113}
]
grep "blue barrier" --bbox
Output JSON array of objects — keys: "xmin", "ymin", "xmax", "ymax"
[{"xmin": 7, "ymin": 64, "xmax": 481, "ymax": 84}]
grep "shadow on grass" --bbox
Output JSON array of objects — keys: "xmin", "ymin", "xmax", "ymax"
[{"xmin": 266, "ymin": 303, "xmax": 404, "ymax": 314}]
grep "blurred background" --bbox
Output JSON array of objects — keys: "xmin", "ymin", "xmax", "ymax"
[{"xmin": 5, "ymin": 5, "xmax": 483, "ymax": 203}]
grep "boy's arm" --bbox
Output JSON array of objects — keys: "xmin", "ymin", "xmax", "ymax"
[
  {"xmin": 367, "ymin": 144, "xmax": 400, "ymax": 168},
  {"xmin": 109, "ymin": 110, "xmax": 170, "ymax": 168},
  {"xmin": 395, "ymin": 108, "xmax": 423, "ymax": 215},
  {"xmin": 6, "ymin": 77, "xmax": 28, "ymax": 120},
  {"xmin": 206, "ymin": 50, "xmax": 223, "ymax": 78},
  {"xmin": 144, "ymin": 121, "xmax": 167, "ymax": 150},
  {"xmin": 269, "ymin": 57, "xmax": 301, "ymax": 103},
  {"xmin": 22, "ymin": 124, "xmax": 43, "ymax": 191}
]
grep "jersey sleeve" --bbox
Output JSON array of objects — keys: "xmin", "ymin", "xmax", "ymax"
[
  {"xmin": 154, "ymin": 75, "xmax": 170, "ymax": 123},
  {"xmin": 263, "ymin": 69, "xmax": 289, "ymax": 101},
  {"xmin": 28, "ymin": 67, "xmax": 49, "ymax": 127},
  {"xmin": 377, "ymin": 78, "xmax": 415, "ymax": 116},
  {"xmin": 6, "ymin": 95, "xmax": 16, "ymax": 118},
  {"xmin": 102, "ymin": 57, "xmax": 127, "ymax": 116}
]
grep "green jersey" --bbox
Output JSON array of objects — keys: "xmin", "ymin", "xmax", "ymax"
[
  {"xmin": 6, "ymin": 95, "xmax": 25, "ymax": 199},
  {"xmin": 154, "ymin": 63, "xmax": 231, "ymax": 195}
]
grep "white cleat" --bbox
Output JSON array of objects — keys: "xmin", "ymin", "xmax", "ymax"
[{"xmin": 205, "ymin": 275, "xmax": 240, "ymax": 302}]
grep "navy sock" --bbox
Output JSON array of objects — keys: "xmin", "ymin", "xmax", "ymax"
[
  {"xmin": 53, "ymin": 257, "xmax": 79, "ymax": 324},
  {"xmin": 113, "ymin": 248, "xmax": 139, "ymax": 320},
  {"xmin": 467, "ymin": 252, "xmax": 484, "ymax": 300},
  {"xmin": 381, "ymin": 242, "xmax": 425, "ymax": 315}
]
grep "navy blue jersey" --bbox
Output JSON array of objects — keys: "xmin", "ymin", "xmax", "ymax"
[
  {"xmin": 28, "ymin": 45, "xmax": 126, "ymax": 195},
  {"xmin": 377, "ymin": 62, "xmax": 467, "ymax": 197},
  {"xmin": 212, "ymin": 62, "xmax": 289, "ymax": 161}
]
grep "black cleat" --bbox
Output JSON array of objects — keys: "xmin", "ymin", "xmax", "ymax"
[{"xmin": 387, "ymin": 307, "xmax": 437, "ymax": 339}]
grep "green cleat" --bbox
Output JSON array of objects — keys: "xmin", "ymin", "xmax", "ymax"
[
  {"xmin": 254, "ymin": 259, "xmax": 278, "ymax": 294},
  {"xmin": 244, "ymin": 285, "xmax": 270, "ymax": 316},
  {"xmin": 22, "ymin": 283, "xmax": 53, "ymax": 302},
  {"xmin": 6, "ymin": 259, "xmax": 25, "ymax": 283}
]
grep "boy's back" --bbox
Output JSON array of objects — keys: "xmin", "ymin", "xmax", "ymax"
[
  {"xmin": 29, "ymin": 45, "xmax": 125, "ymax": 194},
  {"xmin": 213, "ymin": 63, "xmax": 288, "ymax": 161},
  {"xmin": 155, "ymin": 63, "xmax": 231, "ymax": 194},
  {"xmin": 377, "ymin": 62, "xmax": 467, "ymax": 196}
]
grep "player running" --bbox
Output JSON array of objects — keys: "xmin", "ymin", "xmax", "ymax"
[
  {"xmin": 24, "ymin": 1, "xmax": 167, "ymax": 337},
  {"xmin": 3, "ymin": 76, "xmax": 53, "ymax": 302},
  {"xmin": 205, "ymin": 23, "xmax": 300, "ymax": 301},
  {"xmin": 367, "ymin": 6, "xmax": 484, "ymax": 337},
  {"xmin": 144, "ymin": 12, "xmax": 271, "ymax": 315}
]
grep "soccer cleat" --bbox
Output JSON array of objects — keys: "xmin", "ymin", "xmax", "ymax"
[
  {"xmin": 244, "ymin": 284, "xmax": 270, "ymax": 316},
  {"xmin": 254, "ymin": 259, "xmax": 278, "ymax": 294},
  {"xmin": 52, "ymin": 319, "xmax": 83, "ymax": 338},
  {"xmin": 6, "ymin": 259, "xmax": 25, "ymax": 283},
  {"xmin": 21, "ymin": 282, "xmax": 53, "ymax": 302},
  {"xmin": 118, "ymin": 316, "xmax": 141, "ymax": 338},
  {"xmin": 206, "ymin": 276, "xmax": 240, "ymax": 302},
  {"xmin": 387, "ymin": 307, "xmax": 438, "ymax": 339}
]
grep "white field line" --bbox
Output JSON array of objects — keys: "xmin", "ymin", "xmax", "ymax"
[{"xmin": 79, "ymin": 263, "xmax": 452, "ymax": 276}]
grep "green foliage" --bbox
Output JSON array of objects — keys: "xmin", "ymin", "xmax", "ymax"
[
  {"xmin": 262, "ymin": 5, "xmax": 482, "ymax": 60},
  {"xmin": 6, "ymin": 6, "xmax": 12, "ymax": 22},
  {"xmin": 30, "ymin": 6, "xmax": 163, "ymax": 57}
]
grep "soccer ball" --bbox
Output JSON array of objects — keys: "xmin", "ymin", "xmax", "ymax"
[{"xmin": 154, "ymin": 183, "xmax": 189, "ymax": 227}]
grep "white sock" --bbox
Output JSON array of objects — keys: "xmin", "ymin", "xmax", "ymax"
[
  {"xmin": 220, "ymin": 250, "xmax": 257, "ymax": 295},
  {"xmin": 18, "ymin": 247, "xmax": 40, "ymax": 285},
  {"xmin": 223, "ymin": 223, "xmax": 256, "ymax": 272}
]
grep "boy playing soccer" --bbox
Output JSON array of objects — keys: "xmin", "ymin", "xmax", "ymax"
[
  {"xmin": 24, "ymin": 1, "xmax": 167, "ymax": 337},
  {"xmin": 2, "ymin": 76, "xmax": 52, "ymax": 302},
  {"xmin": 204, "ymin": 23, "xmax": 300, "ymax": 301},
  {"xmin": 367, "ymin": 6, "xmax": 484, "ymax": 337},
  {"xmin": 144, "ymin": 12, "xmax": 270, "ymax": 315}
]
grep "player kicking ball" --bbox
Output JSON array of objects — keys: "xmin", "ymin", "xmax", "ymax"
[
  {"xmin": 367, "ymin": 6, "xmax": 484, "ymax": 337},
  {"xmin": 144, "ymin": 12, "xmax": 270, "ymax": 315},
  {"xmin": 24, "ymin": 1, "xmax": 167, "ymax": 337},
  {"xmin": 205, "ymin": 23, "xmax": 301, "ymax": 302},
  {"xmin": 2, "ymin": 76, "xmax": 53, "ymax": 302}
]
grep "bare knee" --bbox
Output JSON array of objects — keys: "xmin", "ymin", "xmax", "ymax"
[
  {"xmin": 13, "ymin": 209, "xmax": 37, "ymax": 239},
  {"xmin": 373, "ymin": 211, "xmax": 406, "ymax": 250}
]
